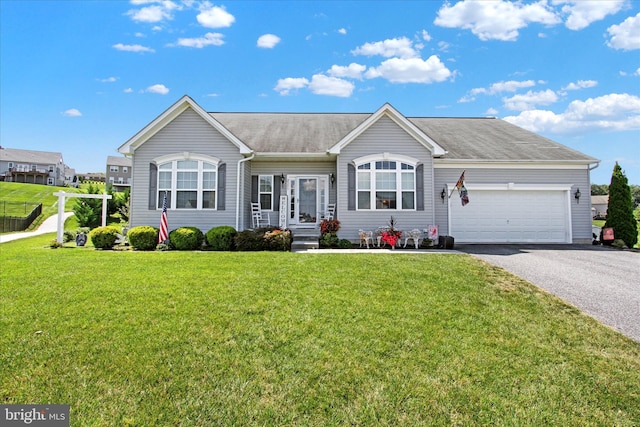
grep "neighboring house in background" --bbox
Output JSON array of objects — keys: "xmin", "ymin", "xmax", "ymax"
[
  {"xmin": 591, "ymin": 195, "xmax": 608, "ymax": 219},
  {"xmin": 118, "ymin": 96, "xmax": 599, "ymax": 244},
  {"xmin": 65, "ymin": 166, "xmax": 78, "ymax": 188},
  {"xmin": 106, "ymin": 156, "xmax": 132, "ymax": 192},
  {"xmin": 0, "ymin": 147, "xmax": 66, "ymax": 186},
  {"xmin": 82, "ymin": 172, "xmax": 106, "ymax": 182}
]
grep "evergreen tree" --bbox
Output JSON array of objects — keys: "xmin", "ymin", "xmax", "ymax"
[
  {"xmin": 73, "ymin": 184, "xmax": 102, "ymax": 229},
  {"xmin": 604, "ymin": 162, "xmax": 637, "ymax": 248}
]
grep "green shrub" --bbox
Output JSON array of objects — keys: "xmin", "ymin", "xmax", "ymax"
[
  {"xmin": 235, "ymin": 228, "xmax": 270, "ymax": 251},
  {"xmin": 169, "ymin": 227, "xmax": 204, "ymax": 250},
  {"xmin": 128, "ymin": 226, "xmax": 159, "ymax": 251},
  {"xmin": 89, "ymin": 226, "xmax": 120, "ymax": 250},
  {"xmin": 319, "ymin": 232, "xmax": 339, "ymax": 248},
  {"xmin": 63, "ymin": 230, "xmax": 76, "ymax": 243},
  {"xmin": 338, "ymin": 239, "xmax": 353, "ymax": 249},
  {"xmin": 265, "ymin": 229, "xmax": 292, "ymax": 251},
  {"xmin": 206, "ymin": 226, "xmax": 237, "ymax": 251}
]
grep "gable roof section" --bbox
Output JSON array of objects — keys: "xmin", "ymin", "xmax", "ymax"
[
  {"xmin": 0, "ymin": 147, "xmax": 63, "ymax": 165},
  {"xmin": 211, "ymin": 112, "xmax": 369, "ymax": 154},
  {"xmin": 410, "ymin": 117, "xmax": 598, "ymax": 163},
  {"xmin": 118, "ymin": 95, "xmax": 252, "ymax": 155},
  {"xmin": 328, "ymin": 103, "xmax": 447, "ymax": 156}
]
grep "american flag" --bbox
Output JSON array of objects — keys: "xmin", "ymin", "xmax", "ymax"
[{"xmin": 158, "ymin": 191, "xmax": 169, "ymax": 243}]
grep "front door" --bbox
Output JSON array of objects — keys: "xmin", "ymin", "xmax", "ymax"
[{"xmin": 288, "ymin": 176, "xmax": 328, "ymax": 226}]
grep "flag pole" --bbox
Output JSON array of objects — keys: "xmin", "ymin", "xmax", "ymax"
[{"xmin": 449, "ymin": 170, "xmax": 465, "ymax": 198}]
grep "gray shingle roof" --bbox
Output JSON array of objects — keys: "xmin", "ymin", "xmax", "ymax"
[
  {"xmin": 107, "ymin": 156, "xmax": 132, "ymax": 167},
  {"xmin": 0, "ymin": 147, "xmax": 63, "ymax": 164},
  {"xmin": 408, "ymin": 117, "xmax": 597, "ymax": 162},
  {"xmin": 209, "ymin": 112, "xmax": 596, "ymax": 162},
  {"xmin": 211, "ymin": 113, "xmax": 369, "ymax": 153}
]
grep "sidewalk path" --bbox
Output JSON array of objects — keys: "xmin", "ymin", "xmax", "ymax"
[{"xmin": 0, "ymin": 212, "xmax": 75, "ymax": 243}]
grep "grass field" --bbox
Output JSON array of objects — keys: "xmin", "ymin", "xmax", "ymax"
[
  {"xmin": 1, "ymin": 234, "xmax": 639, "ymax": 426},
  {"xmin": 0, "ymin": 182, "xmax": 84, "ymax": 231}
]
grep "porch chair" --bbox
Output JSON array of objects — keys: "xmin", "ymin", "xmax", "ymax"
[
  {"xmin": 325, "ymin": 203, "xmax": 336, "ymax": 220},
  {"xmin": 251, "ymin": 203, "xmax": 269, "ymax": 228}
]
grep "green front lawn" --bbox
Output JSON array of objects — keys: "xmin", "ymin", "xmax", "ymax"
[{"xmin": 1, "ymin": 236, "xmax": 639, "ymax": 426}]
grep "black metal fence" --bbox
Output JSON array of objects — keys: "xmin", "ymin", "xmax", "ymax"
[{"xmin": 0, "ymin": 202, "xmax": 43, "ymax": 233}]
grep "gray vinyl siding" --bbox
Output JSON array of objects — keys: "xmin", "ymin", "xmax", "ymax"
[
  {"xmin": 434, "ymin": 166, "xmax": 593, "ymax": 243},
  {"xmin": 129, "ymin": 108, "xmax": 243, "ymax": 233},
  {"xmin": 336, "ymin": 116, "xmax": 436, "ymax": 242}
]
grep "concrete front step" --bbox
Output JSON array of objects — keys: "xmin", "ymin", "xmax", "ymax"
[{"xmin": 290, "ymin": 228, "xmax": 320, "ymax": 251}]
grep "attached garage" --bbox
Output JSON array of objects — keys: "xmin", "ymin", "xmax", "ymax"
[{"xmin": 449, "ymin": 184, "xmax": 572, "ymax": 243}]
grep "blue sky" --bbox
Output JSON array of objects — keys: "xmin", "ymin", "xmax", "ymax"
[{"xmin": 1, "ymin": 0, "xmax": 639, "ymax": 184}]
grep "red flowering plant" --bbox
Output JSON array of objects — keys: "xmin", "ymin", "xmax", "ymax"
[
  {"xmin": 380, "ymin": 216, "xmax": 402, "ymax": 248},
  {"xmin": 320, "ymin": 219, "xmax": 341, "ymax": 236}
]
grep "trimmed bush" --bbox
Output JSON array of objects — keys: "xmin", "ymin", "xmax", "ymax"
[
  {"xmin": 235, "ymin": 228, "xmax": 270, "ymax": 251},
  {"xmin": 128, "ymin": 226, "xmax": 159, "ymax": 251},
  {"xmin": 338, "ymin": 239, "xmax": 353, "ymax": 249},
  {"xmin": 89, "ymin": 226, "xmax": 120, "ymax": 250},
  {"xmin": 169, "ymin": 227, "xmax": 204, "ymax": 250},
  {"xmin": 206, "ymin": 226, "xmax": 237, "ymax": 251},
  {"xmin": 319, "ymin": 232, "xmax": 339, "ymax": 248},
  {"xmin": 265, "ymin": 229, "xmax": 292, "ymax": 251}
]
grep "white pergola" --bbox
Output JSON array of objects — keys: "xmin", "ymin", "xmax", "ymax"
[{"xmin": 53, "ymin": 191, "xmax": 112, "ymax": 243}]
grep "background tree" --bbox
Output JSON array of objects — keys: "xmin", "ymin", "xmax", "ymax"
[
  {"xmin": 604, "ymin": 162, "xmax": 637, "ymax": 248},
  {"xmin": 73, "ymin": 184, "xmax": 102, "ymax": 229},
  {"xmin": 590, "ymin": 184, "xmax": 609, "ymax": 196}
]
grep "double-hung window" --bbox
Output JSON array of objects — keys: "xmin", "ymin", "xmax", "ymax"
[
  {"xmin": 156, "ymin": 154, "xmax": 219, "ymax": 210},
  {"xmin": 355, "ymin": 156, "xmax": 417, "ymax": 210},
  {"xmin": 258, "ymin": 175, "xmax": 273, "ymax": 210}
]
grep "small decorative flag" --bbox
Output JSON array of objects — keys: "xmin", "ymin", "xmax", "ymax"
[
  {"xmin": 158, "ymin": 191, "xmax": 169, "ymax": 244},
  {"xmin": 449, "ymin": 170, "xmax": 470, "ymax": 206}
]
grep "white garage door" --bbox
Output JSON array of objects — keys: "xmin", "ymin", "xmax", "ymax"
[{"xmin": 450, "ymin": 189, "xmax": 571, "ymax": 243}]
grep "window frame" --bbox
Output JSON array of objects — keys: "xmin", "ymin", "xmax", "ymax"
[
  {"xmin": 154, "ymin": 153, "xmax": 221, "ymax": 211},
  {"xmin": 353, "ymin": 153, "xmax": 419, "ymax": 211},
  {"xmin": 258, "ymin": 175, "xmax": 274, "ymax": 211}
]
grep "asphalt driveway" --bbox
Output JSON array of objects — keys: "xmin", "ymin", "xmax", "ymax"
[{"xmin": 457, "ymin": 244, "xmax": 640, "ymax": 342}]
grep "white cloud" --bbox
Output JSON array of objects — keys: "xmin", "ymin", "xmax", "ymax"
[
  {"xmin": 559, "ymin": 0, "xmax": 626, "ymax": 31},
  {"xmin": 206, "ymin": 93, "xmax": 219, "ymax": 97},
  {"xmin": 170, "ymin": 32, "xmax": 224, "ymax": 48},
  {"xmin": 365, "ymin": 55, "xmax": 453, "ymax": 84},
  {"xmin": 257, "ymin": 34, "xmax": 281, "ymax": 48},
  {"xmin": 421, "ymin": 30, "xmax": 432, "ymax": 42},
  {"xmin": 434, "ymin": 0, "xmax": 560, "ymax": 41},
  {"xmin": 460, "ymin": 80, "xmax": 537, "ymax": 102},
  {"xmin": 62, "ymin": 109, "xmax": 82, "ymax": 117},
  {"xmin": 503, "ymin": 93, "xmax": 640, "ymax": 134},
  {"xmin": 351, "ymin": 37, "xmax": 419, "ymax": 59},
  {"xmin": 145, "ymin": 84, "xmax": 170, "ymax": 95},
  {"xmin": 113, "ymin": 43, "xmax": 155, "ymax": 53},
  {"xmin": 327, "ymin": 63, "xmax": 366, "ymax": 79},
  {"xmin": 635, "ymin": 68, "xmax": 640, "ymax": 76},
  {"xmin": 606, "ymin": 12, "xmax": 640, "ymax": 51},
  {"xmin": 126, "ymin": 1, "xmax": 181, "ymax": 23},
  {"xmin": 338, "ymin": 28, "xmax": 347, "ymax": 35},
  {"xmin": 485, "ymin": 108, "xmax": 499, "ymax": 116},
  {"xmin": 197, "ymin": 2, "xmax": 235, "ymax": 28},
  {"xmin": 502, "ymin": 89, "xmax": 558, "ymax": 111},
  {"xmin": 98, "ymin": 77, "xmax": 118, "ymax": 83},
  {"xmin": 308, "ymin": 74, "xmax": 354, "ymax": 97},
  {"xmin": 562, "ymin": 80, "xmax": 598, "ymax": 91},
  {"xmin": 124, "ymin": 88, "xmax": 134, "ymax": 93},
  {"xmin": 274, "ymin": 77, "xmax": 309, "ymax": 95}
]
